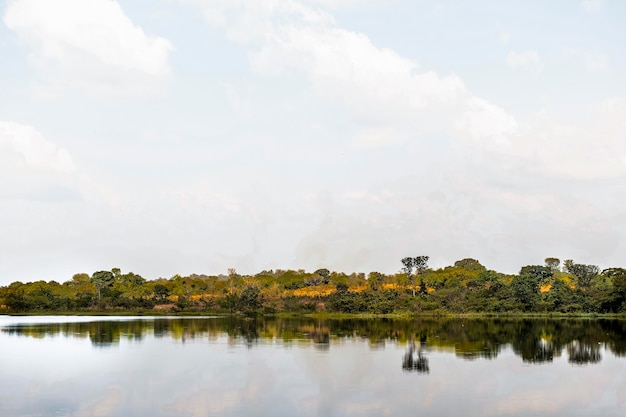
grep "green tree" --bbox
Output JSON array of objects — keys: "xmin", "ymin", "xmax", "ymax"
[
  {"xmin": 401, "ymin": 257, "xmax": 415, "ymax": 294},
  {"xmin": 314, "ymin": 268, "xmax": 331, "ymax": 284},
  {"xmin": 454, "ymin": 258, "xmax": 486, "ymax": 272},
  {"xmin": 154, "ymin": 284, "xmax": 170, "ymax": 301},
  {"xmin": 564, "ymin": 260, "xmax": 599, "ymax": 288},
  {"xmin": 414, "ymin": 256, "xmax": 429, "ymax": 295},
  {"xmin": 511, "ymin": 265, "xmax": 553, "ymax": 311},
  {"xmin": 91, "ymin": 271, "xmax": 115, "ymax": 303},
  {"xmin": 239, "ymin": 285, "xmax": 261, "ymax": 316},
  {"xmin": 368, "ymin": 272, "xmax": 385, "ymax": 291},
  {"xmin": 545, "ymin": 257, "xmax": 560, "ymax": 271}
]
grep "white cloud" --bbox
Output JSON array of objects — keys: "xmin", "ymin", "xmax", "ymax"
[
  {"xmin": 3, "ymin": 0, "xmax": 173, "ymax": 95},
  {"xmin": 532, "ymin": 98, "xmax": 626, "ymax": 180},
  {"xmin": 251, "ymin": 25, "xmax": 467, "ymax": 119},
  {"xmin": 456, "ymin": 97, "xmax": 519, "ymax": 147},
  {"xmin": 506, "ymin": 50, "xmax": 543, "ymax": 76},
  {"xmin": 188, "ymin": 0, "xmax": 469, "ymax": 146},
  {"xmin": 456, "ymin": 98, "xmax": 626, "ymax": 181},
  {"xmin": 0, "ymin": 121, "xmax": 75, "ymax": 173}
]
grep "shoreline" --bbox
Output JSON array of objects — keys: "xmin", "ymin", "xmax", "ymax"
[{"xmin": 3, "ymin": 310, "xmax": 626, "ymax": 320}]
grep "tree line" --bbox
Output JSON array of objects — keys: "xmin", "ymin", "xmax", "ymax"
[{"xmin": 1, "ymin": 257, "xmax": 625, "ymax": 315}]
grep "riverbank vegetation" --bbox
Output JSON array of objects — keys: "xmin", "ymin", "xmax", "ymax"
[{"xmin": 1, "ymin": 257, "xmax": 626, "ymax": 316}]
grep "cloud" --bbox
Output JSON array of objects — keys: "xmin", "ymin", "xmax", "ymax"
[
  {"xmin": 0, "ymin": 121, "xmax": 75, "ymax": 173},
  {"xmin": 456, "ymin": 97, "xmax": 519, "ymax": 146},
  {"xmin": 453, "ymin": 96, "xmax": 626, "ymax": 181},
  {"xmin": 532, "ymin": 98, "xmax": 626, "ymax": 180},
  {"xmin": 506, "ymin": 50, "xmax": 543, "ymax": 76},
  {"xmin": 188, "ymin": 0, "xmax": 469, "ymax": 148},
  {"xmin": 250, "ymin": 24, "xmax": 467, "ymax": 122},
  {"xmin": 3, "ymin": 0, "xmax": 173, "ymax": 96},
  {"xmin": 0, "ymin": 121, "xmax": 88, "ymax": 205}
]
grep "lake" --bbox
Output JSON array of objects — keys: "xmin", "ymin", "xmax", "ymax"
[{"xmin": 1, "ymin": 316, "xmax": 625, "ymax": 417}]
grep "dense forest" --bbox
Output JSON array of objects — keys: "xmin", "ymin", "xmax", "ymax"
[{"xmin": 1, "ymin": 257, "xmax": 626, "ymax": 315}]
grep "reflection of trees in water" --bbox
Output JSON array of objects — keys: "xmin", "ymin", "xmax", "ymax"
[
  {"xmin": 567, "ymin": 340, "xmax": 602, "ymax": 365},
  {"xmin": 402, "ymin": 340, "xmax": 429, "ymax": 374},
  {"xmin": 3, "ymin": 317, "xmax": 626, "ymax": 365},
  {"xmin": 299, "ymin": 322, "xmax": 330, "ymax": 345},
  {"xmin": 513, "ymin": 335, "xmax": 557, "ymax": 364},
  {"xmin": 599, "ymin": 320, "xmax": 626, "ymax": 357},
  {"xmin": 0, "ymin": 320, "xmax": 152, "ymax": 347}
]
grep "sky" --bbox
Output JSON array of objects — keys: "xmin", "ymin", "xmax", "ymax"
[{"xmin": 1, "ymin": 0, "xmax": 625, "ymax": 285}]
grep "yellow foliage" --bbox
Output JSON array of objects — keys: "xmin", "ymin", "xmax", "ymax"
[
  {"xmin": 190, "ymin": 294, "xmax": 216, "ymax": 301},
  {"xmin": 167, "ymin": 295, "xmax": 179, "ymax": 302},
  {"xmin": 540, "ymin": 284, "xmax": 552, "ymax": 293},
  {"xmin": 382, "ymin": 283, "xmax": 400, "ymax": 290},
  {"xmin": 349, "ymin": 285, "xmax": 368, "ymax": 293},
  {"xmin": 289, "ymin": 284, "xmax": 336, "ymax": 297},
  {"xmin": 556, "ymin": 273, "xmax": 576, "ymax": 289},
  {"xmin": 427, "ymin": 287, "xmax": 436, "ymax": 294}
]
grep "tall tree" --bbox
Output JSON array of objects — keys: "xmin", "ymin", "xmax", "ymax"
[
  {"xmin": 91, "ymin": 271, "xmax": 115, "ymax": 302},
  {"xmin": 401, "ymin": 257, "xmax": 415, "ymax": 295},
  {"xmin": 414, "ymin": 256, "xmax": 430, "ymax": 294},
  {"xmin": 544, "ymin": 258, "xmax": 561, "ymax": 271},
  {"xmin": 314, "ymin": 268, "xmax": 331, "ymax": 284},
  {"xmin": 564, "ymin": 260, "xmax": 599, "ymax": 288}
]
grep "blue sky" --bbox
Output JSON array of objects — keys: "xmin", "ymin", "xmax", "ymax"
[{"xmin": 1, "ymin": 0, "xmax": 625, "ymax": 284}]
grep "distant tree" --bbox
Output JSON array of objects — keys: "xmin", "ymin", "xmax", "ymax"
[
  {"xmin": 72, "ymin": 273, "xmax": 90, "ymax": 283},
  {"xmin": 564, "ymin": 261, "xmax": 599, "ymax": 288},
  {"xmin": 401, "ymin": 257, "xmax": 415, "ymax": 295},
  {"xmin": 154, "ymin": 284, "xmax": 170, "ymax": 301},
  {"xmin": 401, "ymin": 256, "xmax": 429, "ymax": 296},
  {"xmin": 454, "ymin": 258, "xmax": 486, "ymax": 272},
  {"xmin": 511, "ymin": 265, "xmax": 553, "ymax": 311},
  {"xmin": 368, "ymin": 272, "xmax": 385, "ymax": 291},
  {"xmin": 91, "ymin": 271, "xmax": 115, "ymax": 302},
  {"xmin": 314, "ymin": 268, "xmax": 331, "ymax": 284},
  {"xmin": 414, "ymin": 256, "xmax": 430, "ymax": 295},
  {"xmin": 111, "ymin": 267, "xmax": 122, "ymax": 280},
  {"xmin": 544, "ymin": 258, "xmax": 561, "ymax": 271},
  {"xmin": 239, "ymin": 285, "xmax": 261, "ymax": 316},
  {"xmin": 602, "ymin": 268, "xmax": 626, "ymax": 312}
]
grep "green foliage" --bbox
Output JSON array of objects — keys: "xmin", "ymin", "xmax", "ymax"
[
  {"xmin": 453, "ymin": 258, "xmax": 486, "ymax": 272},
  {"xmin": 564, "ymin": 260, "xmax": 600, "ymax": 288},
  {"xmin": 314, "ymin": 268, "xmax": 331, "ymax": 284},
  {"xmin": 544, "ymin": 257, "xmax": 560, "ymax": 271},
  {"xmin": 368, "ymin": 272, "xmax": 385, "ymax": 291},
  {"xmin": 4, "ymin": 257, "xmax": 626, "ymax": 316},
  {"xmin": 327, "ymin": 289, "xmax": 400, "ymax": 314}
]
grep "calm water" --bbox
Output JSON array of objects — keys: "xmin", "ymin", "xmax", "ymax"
[{"xmin": 1, "ymin": 316, "xmax": 626, "ymax": 417}]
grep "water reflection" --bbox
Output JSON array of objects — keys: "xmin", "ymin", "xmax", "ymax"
[
  {"xmin": 2, "ymin": 317, "xmax": 626, "ymax": 417},
  {"xmin": 568, "ymin": 340, "xmax": 602, "ymax": 365},
  {"xmin": 1, "ymin": 317, "xmax": 625, "ymax": 366},
  {"xmin": 402, "ymin": 340, "xmax": 429, "ymax": 373}
]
